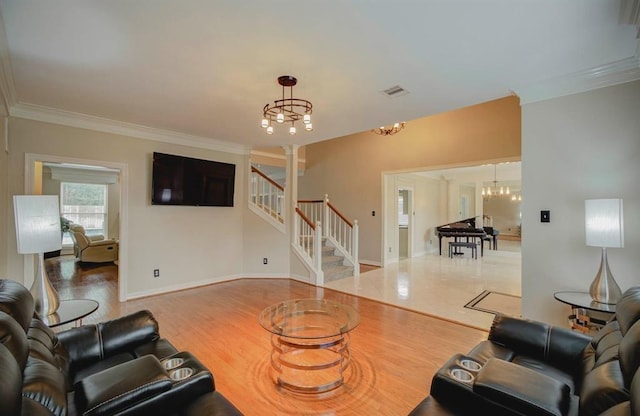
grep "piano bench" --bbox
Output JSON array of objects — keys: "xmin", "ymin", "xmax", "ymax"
[{"xmin": 448, "ymin": 242, "xmax": 478, "ymax": 259}]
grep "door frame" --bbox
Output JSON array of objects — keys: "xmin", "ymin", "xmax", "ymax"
[
  {"xmin": 25, "ymin": 153, "xmax": 128, "ymax": 303},
  {"xmin": 398, "ymin": 187, "xmax": 413, "ymax": 260}
]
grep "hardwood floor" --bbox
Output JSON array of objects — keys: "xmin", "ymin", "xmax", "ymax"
[{"xmin": 46, "ymin": 256, "xmax": 487, "ymax": 415}]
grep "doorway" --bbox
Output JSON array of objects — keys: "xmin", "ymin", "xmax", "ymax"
[
  {"xmin": 382, "ymin": 162, "xmax": 521, "ymax": 266},
  {"xmin": 398, "ymin": 189, "xmax": 411, "ymax": 260},
  {"xmin": 24, "ymin": 153, "xmax": 128, "ymax": 302}
]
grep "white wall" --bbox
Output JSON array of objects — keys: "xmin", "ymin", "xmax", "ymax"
[{"xmin": 522, "ymin": 80, "xmax": 640, "ymax": 326}]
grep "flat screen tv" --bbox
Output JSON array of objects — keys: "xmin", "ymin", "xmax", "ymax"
[{"xmin": 152, "ymin": 152, "xmax": 235, "ymax": 207}]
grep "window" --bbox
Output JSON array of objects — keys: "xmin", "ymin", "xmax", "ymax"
[{"xmin": 60, "ymin": 182, "xmax": 108, "ymax": 245}]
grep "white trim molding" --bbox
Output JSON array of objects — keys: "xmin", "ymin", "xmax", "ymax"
[
  {"xmin": 513, "ymin": 52, "xmax": 640, "ymax": 105},
  {"xmin": 10, "ymin": 102, "xmax": 250, "ymax": 155}
]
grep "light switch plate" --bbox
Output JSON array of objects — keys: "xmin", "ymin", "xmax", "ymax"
[{"xmin": 541, "ymin": 210, "xmax": 550, "ymax": 223}]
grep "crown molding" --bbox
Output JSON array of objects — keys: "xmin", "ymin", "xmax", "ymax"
[
  {"xmin": 513, "ymin": 50, "xmax": 640, "ymax": 105},
  {"xmin": 250, "ymin": 150, "xmax": 307, "ymax": 163},
  {"xmin": 10, "ymin": 102, "xmax": 250, "ymax": 155}
]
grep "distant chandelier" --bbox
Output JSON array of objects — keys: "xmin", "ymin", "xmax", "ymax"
[
  {"xmin": 482, "ymin": 164, "xmax": 511, "ymax": 198},
  {"xmin": 372, "ymin": 122, "xmax": 405, "ymax": 136},
  {"xmin": 261, "ymin": 75, "xmax": 312, "ymax": 136}
]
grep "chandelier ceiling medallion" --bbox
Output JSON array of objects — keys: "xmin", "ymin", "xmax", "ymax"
[
  {"xmin": 372, "ymin": 121, "xmax": 405, "ymax": 136},
  {"xmin": 261, "ymin": 75, "xmax": 312, "ymax": 136}
]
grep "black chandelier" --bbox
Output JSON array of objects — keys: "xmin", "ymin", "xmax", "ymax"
[
  {"xmin": 372, "ymin": 121, "xmax": 405, "ymax": 136},
  {"xmin": 261, "ymin": 75, "xmax": 313, "ymax": 135}
]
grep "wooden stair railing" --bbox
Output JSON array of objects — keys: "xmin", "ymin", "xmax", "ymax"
[
  {"xmin": 249, "ymin": 166, "xmax": 358, "ymax": 282},
  {"xmin": 297, "ymin": 195, "xmax": 359, "ymax": 276},
  {"xmin": 293, "ymin": 207, "xmax": 323, "ymax": 284},
  {"xmin": 250, "ymin": 166, "xmax": 285, "ymax": 225}
]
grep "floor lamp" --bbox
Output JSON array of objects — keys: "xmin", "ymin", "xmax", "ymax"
[
  {"xmin": 13, "ymin": 195, "xmax": 62, "ymax": 317},
  {"xmin": 585, "ymin": 198, "xmax": 624, "ymax": 305}
]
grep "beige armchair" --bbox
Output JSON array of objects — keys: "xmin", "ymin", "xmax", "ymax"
[{"xmin": 68, "ymin": 224, "xmax": 119, "ymax": 263}]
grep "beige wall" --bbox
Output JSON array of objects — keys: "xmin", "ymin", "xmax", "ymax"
[
  {"xmin": 299, "ymin": 96, "xmax": 521, "ymax": 264},
  {"xmin": 522, "ymin": 80, "xmax": 640, "ymax": 326},
  {"xmin": 384, "ymin": 173, "xmax": 444, "ymax": 263},
  {"xmin": 4, "ymin": 117, "xmax": 252, "ymax": 297},
  {"xmin": 242, "ymin": 202, "xmax": 290, "ymax": 276},
  {"xmin": 483, "ymin": 197, "xmax": 521, "ymax": 236},
  {"xmin": 0, "ymin": 117, "xmax": 7, "ymax": 278}
]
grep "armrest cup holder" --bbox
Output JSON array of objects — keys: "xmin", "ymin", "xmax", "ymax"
[
  {"xmin": 430, "ymin": 353, "xmax": 485, "ymax": 406},
  {"xmin": 170, "ymin": 367, "xmax": 194, "ymax": 381},
  {"xmin": 162, "ymin": 357, "xmax": 185, "ymax": 370},
  {"xmin": 75, "ymin": 351, "xmax": 215, "ymax": 416},
  {"xmin": 431, "ymin": 355, "xmax": 570, "ymax": 416},
  {"xmin": 450, "ymin": 368, "xmax": 475, "ymax": 383}
]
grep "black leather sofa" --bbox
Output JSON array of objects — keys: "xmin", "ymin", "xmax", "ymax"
[
  {"xmin": 409, "ymin": 286, "xmax": 640, "ymax": 416},
  {"xmin": 0, "ymin": 279, "xmax": 243, "ymax": 416}
]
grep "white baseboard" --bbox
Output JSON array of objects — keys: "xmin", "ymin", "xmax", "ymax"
[
  {"xmin": 359, "ymin": 259, "xmax": 382, "ymax": 267},
  {"xmin": 127, "ymin": 273, "xmax": 317, "ymax": 300},
  {"xmin": 127, "ymin": 274, "xmax": 244, "ymax": 300}
]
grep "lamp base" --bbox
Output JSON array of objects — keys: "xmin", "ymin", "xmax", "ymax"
[
  {"xmin": 30, "ymin": 252, "xmax": 60, "ymax": 317},
  {"xmin": 589, "ymin": 247, "xmax": 622, "ymax": 305}
]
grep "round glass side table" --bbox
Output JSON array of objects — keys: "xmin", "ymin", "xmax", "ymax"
[{"xmin": 553, "ymin": 291, "xmax": 615, "ymax": 333}]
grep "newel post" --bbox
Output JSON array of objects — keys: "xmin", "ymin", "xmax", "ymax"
[
  {"xmin": 353, "ymin": 219, "xmax": 360, "ymax": 276},
  {"xmin": 315, "ymin": 220, "xmax": 323, "ymax": 273},
  {"xmin": 323, "ymin": 194, "xmax": 330, "ymax": 237}
]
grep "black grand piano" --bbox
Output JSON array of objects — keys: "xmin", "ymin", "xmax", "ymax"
[{"xmin": 435, "ymin": 217, "xmax": 499, "ymax": 256}]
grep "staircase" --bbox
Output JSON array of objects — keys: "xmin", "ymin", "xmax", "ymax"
[
  {"xmin": 321, "ymin": 239, "xmax": 354, "ymax": 282},
  {"xmin": 249, "ymin": 165, "xmax": 359, "ymax": 286}
]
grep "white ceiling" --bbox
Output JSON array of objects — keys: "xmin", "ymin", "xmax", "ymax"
[{"xmin": 0, "ymin": 1, "xmax": 638, "ymax": 150}]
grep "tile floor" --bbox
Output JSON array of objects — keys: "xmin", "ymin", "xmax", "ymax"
[{"xmin": 326, "ymin": 239, "xmax": 522, "ymax": 330}]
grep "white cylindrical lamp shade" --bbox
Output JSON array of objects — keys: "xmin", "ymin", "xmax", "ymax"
[
  {"xmin": 585, "ymin": 198, "xmax": 624, "ymax": 248},
  {"xmin": 13, "ymin": 195, "xmax": 62, "ymax": 254}
]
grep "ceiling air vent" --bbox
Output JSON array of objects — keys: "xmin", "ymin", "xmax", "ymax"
[{"xmin": 381, "ymin": 85, "xmax": 409, "ymax": 98}]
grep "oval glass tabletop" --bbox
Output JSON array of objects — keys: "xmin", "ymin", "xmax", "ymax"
[
  {"xmin": 41, "ymin": 299, "xmax": 99, "ymax": 327},
  {"xmin": 553, "ymin": 291, "xmax": 616, "ymax": 313},
  {"xmin": 259, "ymin": 298, "xmax": 360, "ymax": 339}
]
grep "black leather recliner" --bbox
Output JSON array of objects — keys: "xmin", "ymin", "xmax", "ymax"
[
  {"xmin": 0, "ymin": 279, "xmax": 243, "ymax": 416},
  {"xmin": 409, "ymin": 286, "xmax": 640, "ymax": 416}
]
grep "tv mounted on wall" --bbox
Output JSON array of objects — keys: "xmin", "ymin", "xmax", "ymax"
[{"xmin": 151, "ymin": 152, "xmax": 235, "ymax": 207}]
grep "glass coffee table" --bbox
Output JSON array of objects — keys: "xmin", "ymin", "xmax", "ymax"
[{"xmin": 259, "ymin": 298, "xmax": 360, "ymax": 393}]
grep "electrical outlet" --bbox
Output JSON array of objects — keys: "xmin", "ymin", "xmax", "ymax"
[
  {"xmin": 153, "ymin": 269, "xmax": 160, "ymax": 278},
  {"xmin": 263, "ymin": 258, "xmax": 268, "ymax": 265},
  {"xmin": 388, "ymin": 247, "xmax": 392, "ymax": 252}
]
